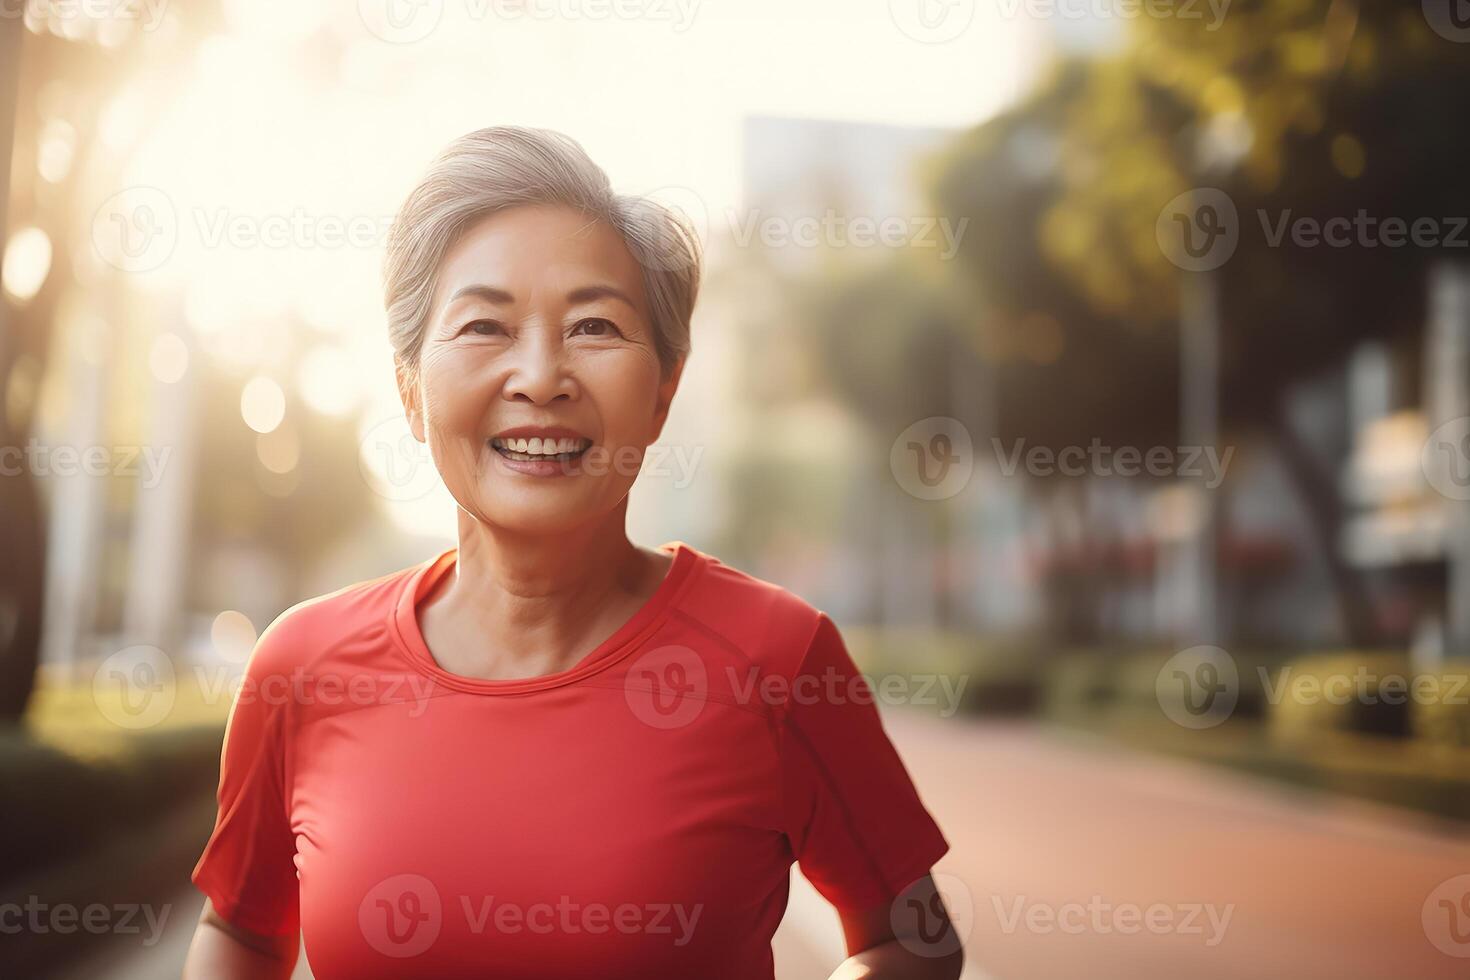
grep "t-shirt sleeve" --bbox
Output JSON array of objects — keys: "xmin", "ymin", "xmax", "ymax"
[
  {"xmin": 190, "ymin": 617, "xmax": 302, "ymax": 936},
  {"xmin": 778, "ymin": 612, "xmax": 950, "ymax": 912}
]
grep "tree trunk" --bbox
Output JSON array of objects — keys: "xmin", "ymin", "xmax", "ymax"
[{"xmin": 0, "ymin": 13, "xmax": 43, "ymax": 724}]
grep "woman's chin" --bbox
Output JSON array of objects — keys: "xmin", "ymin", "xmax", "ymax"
[{"xmin": 469, "ymin": 492, "xmax": 605, "ymax": 535}]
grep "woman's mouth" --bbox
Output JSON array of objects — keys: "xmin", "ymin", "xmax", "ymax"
[{"xmin": 489, "ymin": 436, "xmax": 592, "ymax": 462}]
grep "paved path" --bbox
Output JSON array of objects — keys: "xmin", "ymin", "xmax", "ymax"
[{"xmin": 887, "ymin": 714, "xmax": 1470, "ymax": 980}]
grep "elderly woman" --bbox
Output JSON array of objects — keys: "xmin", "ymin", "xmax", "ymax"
[{"xmin": 182, "ymin": 127, "xmax": 960, "ymax": 980}]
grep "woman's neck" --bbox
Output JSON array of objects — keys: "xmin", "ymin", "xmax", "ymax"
[{"xmin": 417, "ymin": 508, "xmax": 668, "ymax": 681}]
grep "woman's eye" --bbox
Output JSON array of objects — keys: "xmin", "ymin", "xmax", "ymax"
[
  {"xmin": 572, "ymin": 317, "xmax": 620, "ymax": 337},
  {"xmin": 464, "ymin": 320, "xmax": 504, "ymax": 336}
]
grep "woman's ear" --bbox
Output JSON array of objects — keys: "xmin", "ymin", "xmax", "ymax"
[
  {"xmin": 649, "ymin": 355, "xmax": 685, "ymax": 444},
  {"xmin": 394, "ymin": 358, "xmax": 426, "ymax": 443}
]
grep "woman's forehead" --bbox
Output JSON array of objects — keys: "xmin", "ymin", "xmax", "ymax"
[{"xmin": 435, "ymin": 205, "xmax": 647, "ymax": 308}]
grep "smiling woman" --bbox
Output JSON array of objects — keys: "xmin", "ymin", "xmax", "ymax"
[
  {"xmin": 403, "ymin": 201, "xmax": 683, "ymax": 531},
  {"xmin": 181, "ymin": 126, "xmax": 961, "ymax": 980}
]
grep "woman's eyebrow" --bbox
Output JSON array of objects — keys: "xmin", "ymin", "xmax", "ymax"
[
  {"xmin": 447, "ymin": 284, "xmax": 515, "ymax": 305},
  {"xmin": 444, "ymin": 284, "xmax": 635, "ymax": 308},
  {"xmin": 566, "ymin": 284, "xmax": 637, "ymax": 308}
]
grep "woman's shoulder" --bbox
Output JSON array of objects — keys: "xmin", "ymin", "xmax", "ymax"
[
  {"xmin": 675, "ymin": 545, "xmax": 833, "ymax": 674},
  {"xmin": 686, "ymin": 546, "xmax": 819, "ymax": 610},
  {"xmin": 246, "ymin": 552, "xmax": 439, "ymax": 675}
]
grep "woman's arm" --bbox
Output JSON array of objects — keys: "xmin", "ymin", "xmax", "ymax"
[
  {"xmin": 829, "ymin": 874, "xmax": 965, "ymax": 980},
  {"xmin": 181, "ymin": 898, "xmax": 300, "ymax": 980}
]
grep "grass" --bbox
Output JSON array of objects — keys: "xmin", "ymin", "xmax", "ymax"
[
  {"xmin": 839, "ymin": 632, "xmax": 1470, "ymax": 822},
  {"xmin": 23, "ymin": 662, "xmax": 233, "ymax": 761},
  {"xmin": 1039, "ymin": 649, "xmax": 1470, "ymax": 823}
]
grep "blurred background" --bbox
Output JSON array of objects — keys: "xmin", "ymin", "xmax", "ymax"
[{"xmin": 2, "ymin": 1, "xmax": 1469, "ymax": 977}]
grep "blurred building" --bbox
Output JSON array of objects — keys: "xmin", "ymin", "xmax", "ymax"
[
  {"xmin": 998, "ymin": 264, "xmax": 1470, "ymax": 657},
  {"xmin": 1341, "ymin": 264, "xmax": 1470, "ymax": 663}
]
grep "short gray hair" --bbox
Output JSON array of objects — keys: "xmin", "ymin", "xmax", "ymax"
[{"xmin": 382, "ymin": 126, "xmax": 702, "ymax": 382}]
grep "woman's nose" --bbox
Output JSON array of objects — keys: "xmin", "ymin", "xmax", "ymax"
[{"xmin": 502, "ymin": 331, "xmax": 575, "ymax": 403}]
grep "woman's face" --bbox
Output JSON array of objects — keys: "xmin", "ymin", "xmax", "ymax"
[{"xmin": 399, "ymin": 204, "xmax": 682, "ymax": 535}]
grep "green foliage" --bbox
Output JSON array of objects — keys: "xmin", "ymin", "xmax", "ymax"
[
  {"xmin": 1041, "ymin": 646, "xmax": 1470, "ymax": 819},
  {"xmin": 1265, "ymin": 651, "xmax": 1413, "ymax": 737},
  {"xmin": 803, "ymin": 258, "xmax": 976, "ymax": 433},
  {"xmin": 931, "ymin": 1, "xmax": 1470, "ymax": 439},
  {"xmin": 1409, "ymin": 665, "xmax": 1470, "ymax": 749}
]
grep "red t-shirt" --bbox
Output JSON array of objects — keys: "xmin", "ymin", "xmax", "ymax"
[{"xmin": 191, "ymin": 541, "xmax": 949, "ymax": 978}]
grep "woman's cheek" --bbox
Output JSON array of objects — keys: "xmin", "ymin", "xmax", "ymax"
[
  {"xmin": 423, "ymin": 355, "xmax": 495, "ymax": 427},
  {"xmin": 418, "ymin": 393, "xmax": 488, "ymax": 487},
  {"xmin": 589, "ymin": 353, "xmax": 663, "ymax": 444}
]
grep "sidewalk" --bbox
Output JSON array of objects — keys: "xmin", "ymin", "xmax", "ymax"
[{"xmin": 888, "ymin": 713, "xmax": 1470, "ymax": 980}]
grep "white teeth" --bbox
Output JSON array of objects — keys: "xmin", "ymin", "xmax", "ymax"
[{"xmin": 493, "ymin": 436, "xmax": 589, "ymax": 457}]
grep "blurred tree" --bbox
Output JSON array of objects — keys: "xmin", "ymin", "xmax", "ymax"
[
  {"xmin": 805, "ymin": 258, "xmax": 968, "ymax": 430},
  {"xmin": 929, "ymin": 62, "xmax": 1183, "ymax": 451},
  {"xmin": 0, "ymin": 12, "xmax": 38, "ymax": 724},
  {"xmin": 937, "ymin": 1, "xmax": 1470, "ymax": 435},
  {"xmin": 928, "ymin": 0, "xmax": 1470, "ymax": 645},
  {"xmin": 801, "ymin": 256, "xmax": 988, "ymax": 629},
  {"xmin": 0, "ymin": 16, "xmax": 166, "ymax": 720},
  {"xmin": 0, "ymin": 1, "xmax": 371, "ymax": 719},
  {"xmin": 190, "ymin": 355, "xmax": 374, "ymax": 612}
]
